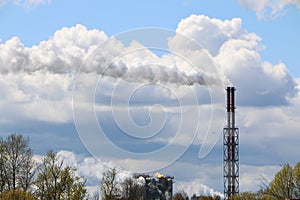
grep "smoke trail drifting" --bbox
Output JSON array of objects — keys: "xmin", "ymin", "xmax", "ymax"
[{"xmin": 0, "ymin": 26, "xmax": 222, "ymax": 86}]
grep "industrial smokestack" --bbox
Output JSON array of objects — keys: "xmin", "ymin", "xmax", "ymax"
[
  {"xmin": 226, "ymin": 87, "xmax": 231, "ymax": 113},
  {"xmin": 223, "ymin": 87, "xmax": 239, "ymax": 199},
  {"xmin": 230, "ymin": 87, "xmax": 235, "ymax": 113}
]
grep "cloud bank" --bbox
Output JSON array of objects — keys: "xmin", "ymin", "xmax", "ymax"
[
  {"xmin": 0, "ymin": 14, "xmax": 298, "ymax": 162},
  {"xmin": 0, "ymin": 16, "xmax": 296, "ymax": 125}
]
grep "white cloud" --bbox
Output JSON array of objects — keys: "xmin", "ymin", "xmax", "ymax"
[
  {"xmin": 0, "ymin": 24, "xmax": 108, "ymax": 74},
  {"xmin": 170, "ymin": 15, "xmax": 247, "ymax": 56},
  {"xmin": 238, "ymin": 0, "xmax": 300, "ymax": 20},
  {"xmin": 0, "ymin": 0, "xmax": 51, "ymax": 9},
  {"xmin": 0, "ymin": 72, "xmax": 73, "ymax": 123},
  {"xmin": 172, "ymin": 14, "xmax": 297, "ymax": 106},
  {"xmin": 238, "ymin": 0, "xmax": 270, "ymax": 11},
  {"xmin": 0, "ymin": 25, "xmax": 108, "ymax": 124}
]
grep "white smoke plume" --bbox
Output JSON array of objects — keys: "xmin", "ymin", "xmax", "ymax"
[
  {"xmin": 175, "ymin": 179, "xmax": 224, "ymax": 198},
  {"xmin": 0, "ymin": 24, "xmax": 221, "ymax": 86}
]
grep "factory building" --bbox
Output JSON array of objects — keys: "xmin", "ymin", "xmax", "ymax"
[{"xmin": 135, "ymin": 173, "xmax": 174, "ymax": 200}]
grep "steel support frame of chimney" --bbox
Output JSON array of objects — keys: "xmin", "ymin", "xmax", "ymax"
[{"xmin": 223, "ymin": 87, "xmax": 239, "ymax": 199}]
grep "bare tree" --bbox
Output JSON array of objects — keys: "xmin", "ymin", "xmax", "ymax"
[
  {"xmin": 100, "ymin": 168, "xmax": 120, "ymax": 200},
  {"xmin": 0, "ymin": 133, "xmax": 35, "ymax": 192},
  {"xmin": 120, "ymin": 177, "xmax": 144, "ymax": 200}
]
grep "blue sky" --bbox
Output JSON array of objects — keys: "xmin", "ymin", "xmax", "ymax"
[{"xmin": 1, "ymin": 0, "xmax": 300, "ymax": 197}]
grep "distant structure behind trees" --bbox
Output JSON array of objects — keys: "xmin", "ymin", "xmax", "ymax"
[
  {"xmin": 135, "ymin": 173, "xmax": 174, "ymax": 200},
  {"xmin": 100, "ymin": 168, "xmax": 174, "ymax": 200}
]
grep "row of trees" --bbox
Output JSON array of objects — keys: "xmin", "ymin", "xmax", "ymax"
[
  {"xmin": 1, "ymin": 133, "xmax": 300, "ymax": 200},
  {"xmin": 0, "ymin": 133, "xmax": 86, "ymax": 199}
]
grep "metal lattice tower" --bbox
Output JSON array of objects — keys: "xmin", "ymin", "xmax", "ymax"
[{"xmin": 223, "ymin": 87, "xmax": 239, "ymax": 199}]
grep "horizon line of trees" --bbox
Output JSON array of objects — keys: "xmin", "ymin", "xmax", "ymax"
[{"xmin": 1, "ymin": 133, "xmax": 300, "ymax": 200}]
